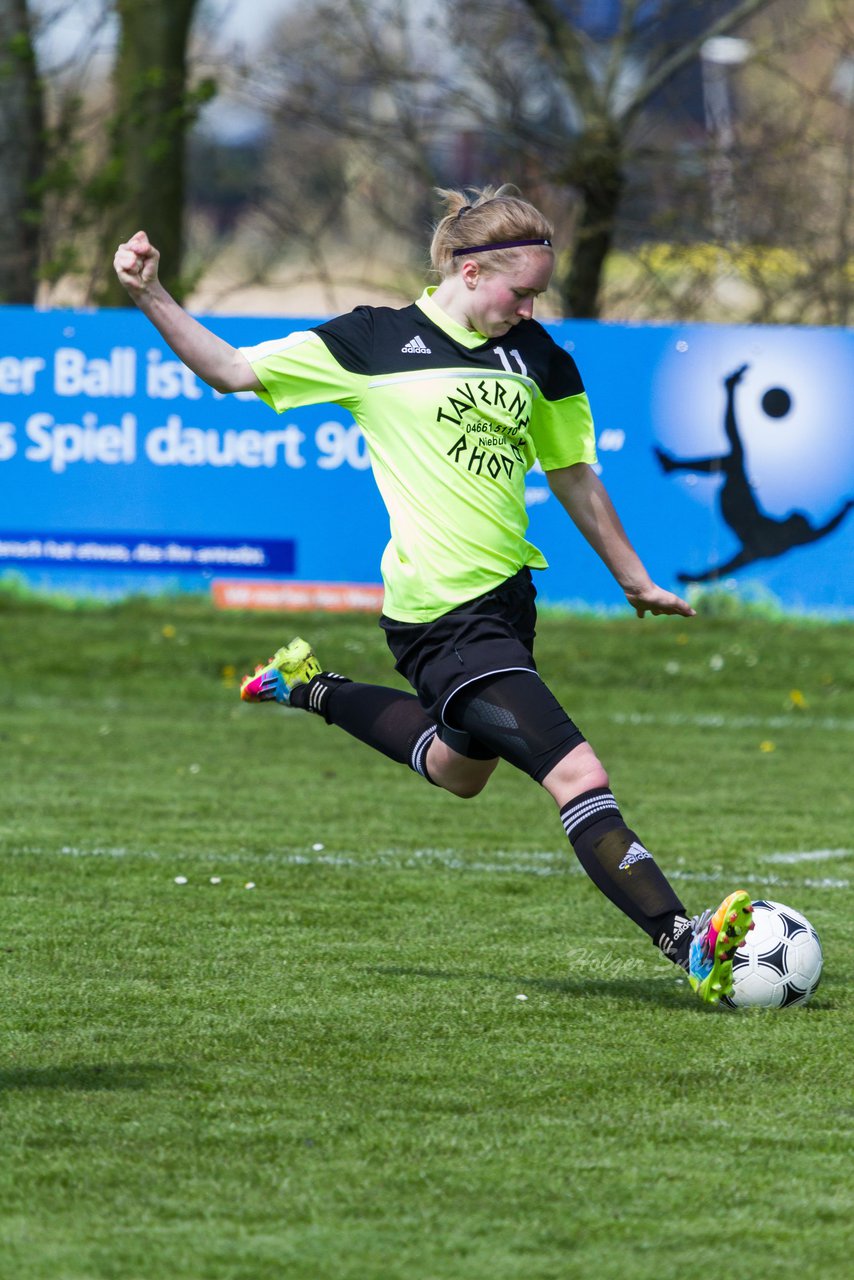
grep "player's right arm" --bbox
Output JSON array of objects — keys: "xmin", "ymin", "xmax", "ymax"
[{"xmin": 113, "ymin": 231, "xmax": 261, "ymax": 393}]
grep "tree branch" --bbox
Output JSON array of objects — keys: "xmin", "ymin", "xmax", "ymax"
[{"xmin": 621, "ymin": 0, "xmax": 780, "ymax": 122}]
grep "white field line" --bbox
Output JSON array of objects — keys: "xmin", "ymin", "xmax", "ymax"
[
  {"xmin": 607, "ymin": 711, "xmax": 854, "ymax": 732},
  {"xmin": 8, "ymin": 842, "xmax": 852, "ymax": 891},
  {"xmin": 762, "ymin": 849, "xmax": 852, "ymax": 864},
  {"xmin": 664, "ymin": 869, "xmax": 849, "ymax": 890}
]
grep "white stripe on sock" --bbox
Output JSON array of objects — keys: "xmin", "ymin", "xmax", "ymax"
[
  {"xmin": 410, "ymin": 726, "xmax": 438, "ymax": 777},
  {"xmin": 561, "ymin": 793, "xmax": 619, "ymax": 839}
]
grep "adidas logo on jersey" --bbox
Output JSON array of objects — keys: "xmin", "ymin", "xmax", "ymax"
[{"xmin": 401, "ymin": 335, "xmax": 432, "ymax": 354}]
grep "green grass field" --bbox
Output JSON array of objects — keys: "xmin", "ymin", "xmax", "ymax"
[{"xmin": 1, "ymin": 595, "xmax": 852, "ymax": 1280}]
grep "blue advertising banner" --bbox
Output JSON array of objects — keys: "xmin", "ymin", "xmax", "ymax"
[
  {"xmin": 1, "ymin": 305, "xmax": 852, "ymax": 614},
  {"xmin": 0, "ymin": 530, "xmax": 295, "ymax": 574}
]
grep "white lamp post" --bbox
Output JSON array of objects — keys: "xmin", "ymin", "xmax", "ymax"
[{"xmin": 700, "ymin": 35, "xmax": 753, "ymax": 246}]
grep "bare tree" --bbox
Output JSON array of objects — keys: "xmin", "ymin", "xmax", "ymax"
[
  {"xmin": 0, "ymin": 0, "xmax": 44, "ymax": 301},
  {"xmin": 7, "ymin": 1, "xmax": 213, "ymax": 305},
  {"xmin": 457, "ymin": 0, "xmax": 783, "ymax": 316},
  {"xmin": 93, "ymin": 0, "xmax": 212, "ymax": 305}
]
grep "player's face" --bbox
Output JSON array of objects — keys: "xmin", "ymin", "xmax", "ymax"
[{"xmin": 466, "ymin": 250, "xmax": 554, "ymax": 338}]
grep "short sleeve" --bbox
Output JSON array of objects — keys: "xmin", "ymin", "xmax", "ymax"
[
  {"xmin": 529, "ymin": 343, "xmax": 597, "ymax": 470},
  {"xmin": 239, "ymin": 328, "xmax": 364, "ymax": 414}
]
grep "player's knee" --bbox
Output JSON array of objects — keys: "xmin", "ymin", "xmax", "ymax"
[
  {"xmin": 442, "ymin": 760, "xmax": 499, "ymax": 798},
  {"xmin": 441, "ymin": 775, "xmax": 489, "ymax": 799},
  {"xmin": 541, "ymin": 742, "xmax": 608, "ymax": 804},
  {"xmin": 426, "ymin": 736, "xmax": 498, "ymax": 798}
]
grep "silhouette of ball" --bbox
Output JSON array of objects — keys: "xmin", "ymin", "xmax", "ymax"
[{"xmin": 761, "ymin": 387, "xmax": 792, "ymax": 418}]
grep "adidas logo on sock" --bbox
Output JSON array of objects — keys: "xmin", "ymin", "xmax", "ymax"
[
  {"xmin": 618, "ymin": 841, "xmax": 653, "ymax": 871},
  {"xmin": 401, "ymin": 335, "xmax": 432, "ymax": 354}
]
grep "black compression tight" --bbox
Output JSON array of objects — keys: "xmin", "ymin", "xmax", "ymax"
[{"xmin": 446, "ymin": 670, "xmax": 585, "ymax": 781}]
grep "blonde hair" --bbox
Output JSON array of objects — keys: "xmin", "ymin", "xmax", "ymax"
[{"xmin": 430, "ymin": 184, "xmax": 554, "ymax": 277}]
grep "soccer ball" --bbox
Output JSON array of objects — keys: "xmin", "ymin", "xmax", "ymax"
[{"xmin": 722, "ymin": 899, "xmax": 823, "ymax": 1010}]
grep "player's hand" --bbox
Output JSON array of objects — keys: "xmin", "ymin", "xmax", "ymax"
[
  {"xmin": 625, "ymin": 583, "xmax": 695, "ymax": 618},
  {"xmin": 113, "ymin": 230, "xmax": 160, "ymax": 296}
]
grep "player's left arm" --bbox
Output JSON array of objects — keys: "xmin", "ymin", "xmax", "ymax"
[{"xmin": 546, "ymin": 462, "xmax": 695, "ymax": 618}]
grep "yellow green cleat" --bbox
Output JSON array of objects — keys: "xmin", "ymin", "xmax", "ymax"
[
  {"xmin": 688, "ymin": 890, "xmax": 755, "ymax": 1004},
  {"xmin": 240, "ymin": 637, "xmax": 321, "ymax": 705}
]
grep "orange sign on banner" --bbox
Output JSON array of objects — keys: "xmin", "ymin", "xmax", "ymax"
[{"xmin": 212, "ymin": 579, "xmax": 385, "ymax": 612}]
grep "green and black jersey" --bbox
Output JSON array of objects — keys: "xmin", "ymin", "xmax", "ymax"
[{"xmin": 240, "ymin": 287, "xmax": 596, "ymax": 622}]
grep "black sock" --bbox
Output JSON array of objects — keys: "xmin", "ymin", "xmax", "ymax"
[
  {"xmin": 290, "ymin": 672, "xmax": 349, "ymax": 717},
  {"xmin": 560, "ymin": 788, "xmax": 687, "ymax": 960},
  {"xmin": 291, "ymin": 674, "xmax": 438, "ymax": 781}
]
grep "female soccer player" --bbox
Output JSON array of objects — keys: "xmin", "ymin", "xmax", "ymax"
[{"xmin": 114, "ymin": 186, "xmax": 753, "ymax": 1003}]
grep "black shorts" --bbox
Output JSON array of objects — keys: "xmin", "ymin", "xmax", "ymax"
[{"xmin": 380, "ymin": 568, "xmax": 539, "ymax": 757}]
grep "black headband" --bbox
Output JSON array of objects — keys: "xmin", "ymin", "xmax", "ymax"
[{"xmin": 452, "ymin": 237, "xmax": 552, "ymax": 257}]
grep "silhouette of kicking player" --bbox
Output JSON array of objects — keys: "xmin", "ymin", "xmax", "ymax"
[{"xmin": 655, "ymin": 363, "xmax": 853, "ymax": 583}]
